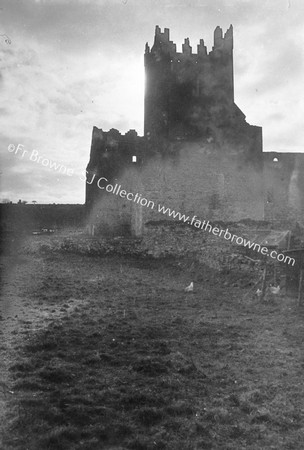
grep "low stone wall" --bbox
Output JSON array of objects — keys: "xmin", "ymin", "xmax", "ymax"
[
  {"xmin": 19, "ymin": 222, "xmax": 265, "ymax": 280},
  {"xmin": 141, "ymin": 222, "xmax": 233, "ymax": 271}
]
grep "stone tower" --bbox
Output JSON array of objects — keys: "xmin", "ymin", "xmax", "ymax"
[
  {"xmin": 144, "ymin": 25, "xmax": 238, "ymax": 140},
  {"xmin": 86, "ymin": 25, "xmax": 267, "ymax": 235}
]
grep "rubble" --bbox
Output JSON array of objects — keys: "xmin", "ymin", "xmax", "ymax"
[{"xmin": 19, "ymin": 220, "xmax": 271, "ymax": 287}]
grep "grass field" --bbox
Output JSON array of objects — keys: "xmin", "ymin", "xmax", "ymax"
[{"xmin": 1, "ymin": 242, "xmax": 304, "ymax": 449}]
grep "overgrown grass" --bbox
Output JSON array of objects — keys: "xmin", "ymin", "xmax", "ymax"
[{"xmin": 2, "ymin": 252, "xmax": 304, "ymax": 449}]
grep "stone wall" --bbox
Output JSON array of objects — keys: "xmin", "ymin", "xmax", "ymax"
[
  {"xmin": 86, "ymin": 132, "xmax": 264, "ymax": 235},
  {"xmin": 139, "ymin": 136, "xmax": 264, "ymax": 225},
  {"xmin": 86, "ymin": 25, "xmax": 303, "ymax": 234},
  {"xmin": 264, "ymin": 152, "xmax": 304, "ymax": 227}
]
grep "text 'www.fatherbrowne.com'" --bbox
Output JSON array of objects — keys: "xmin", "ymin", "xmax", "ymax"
[
  {"xmin": 157, "ymin": 204, "xmax": 295, "ymax": 266},
  {"xmin": 7, "ymin": 144, "xmax": 295, "ymax": 267}
]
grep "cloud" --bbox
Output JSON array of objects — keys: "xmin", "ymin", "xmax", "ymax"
[
  {"xmin": 0, "ymin": 0, "xmax": 303, "ymax": 202},
  {"xmin": 0, "ymin": 25, "xmax": 144, "ymax": 202}
]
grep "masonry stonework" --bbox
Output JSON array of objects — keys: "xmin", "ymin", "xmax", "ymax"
[
  {"xmin": 86, "ymin": 25, "xmax": 303, "ymax": 235},
  {"xmin": 264, "ymin": 153, "xmax": 304, "ymax": 228}
]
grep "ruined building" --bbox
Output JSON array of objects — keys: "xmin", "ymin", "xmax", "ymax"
[{"xmin": 86, "ymin": 26, "xmax": 303, "ymax": 235}]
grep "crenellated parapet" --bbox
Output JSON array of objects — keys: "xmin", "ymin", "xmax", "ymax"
[
  {"xmin": 182, "ymin": 38, "xmax": 192, "ymax": 55},
  {"xmin": 197, "ymin": 39, "xmax": 207, "ymax": 56},
  {"xmin": 211, "ymin": 25, "xmax": 233, "ymax": 54},
  {"xmin": 145, "ymin": 25, "xmax": 233, "ymax": 61},
  {"xmin": 147, "ymin": 25, "xmax": 177, "ymax": 55}
]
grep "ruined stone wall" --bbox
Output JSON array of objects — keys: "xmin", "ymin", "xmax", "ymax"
[
  {"xmin": 85, "ymin": 25, "xmax": 304, "ymax": 235},
  {"xmin": 85, "ymin": 25, "xmax": 266, "ymax": 235},
  {"xmin": 264, "ymin": 152, "xmax": 304, "ymax": 228},
  {"xmin": 85, "ymin": 127, "xmax": 145, "ymax": 211},
  {"xmin": 139, "ymin": 137, "xmax": 264, "ymax": 226},
  {"xmin": 86, "ymin": 129, "xmax": 264, "ymax": 235},
  {"xmin": 86, "ymin": 124, "xmax": 304, "ymax": 237}
]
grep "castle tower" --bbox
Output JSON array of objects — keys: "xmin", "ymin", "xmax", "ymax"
[
  {"xmin": 144, "ymin": 25, "xmax": 235, "ymax": 140},
  {"xmin": 86, "ymin": 24, "xmax": 265, "ymax": 235}
]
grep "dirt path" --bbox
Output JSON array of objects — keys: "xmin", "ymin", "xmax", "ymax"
[
  {"xmin": 1, "ymin": 249, "xmax": 304, "ymax": 448},
  {"xmin": 1, "ymin": 256, "xmax": 32, "ymax": 440},
  {"xmin": 0, "ymin": 254, "xmax": 86, "ymax": 447}
]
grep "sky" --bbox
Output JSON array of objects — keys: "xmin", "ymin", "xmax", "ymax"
[{"xmin": 0, "ymin": 0, "xmax": 303, "ymax": 203}]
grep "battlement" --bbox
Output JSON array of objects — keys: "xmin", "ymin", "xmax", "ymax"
[
  {"xmin": 212, "ymin": 25, "xmax": 233, "ymax": 53},
  {"xmin": 145, "ymin": 25, "xmax": 177, "ymax": 55},
  {"xmin": 155, "ymin": 25, "xmax": 170, "ymax": 41},
  {"xmin": 146, "ymin": 25, "xmax": 233, "ymax": 59},
  {"xmin": 92, "ymin": 127, "xmax": 144, "ymax": 144}
]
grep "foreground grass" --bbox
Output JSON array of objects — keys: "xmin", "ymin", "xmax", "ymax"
[{"xmin": 2, "ymin": 252, "xmax": 304, "ymax": 449}]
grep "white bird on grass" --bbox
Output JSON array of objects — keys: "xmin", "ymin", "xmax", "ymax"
[
  {"xmin": 256, "ymin": 288, "xmax": 262, "ymax": 298},
  {"xmin": 0, "ymin": 381, "xmax": 14, "ymax": 397},
  {"xmin": 185, "ymin": 282, "xmax": 194, "ymax": 292},
  {"xmin": 269, "ymin": 285, "xmax": 280, "ymax": 295}
]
